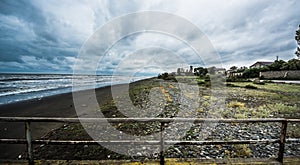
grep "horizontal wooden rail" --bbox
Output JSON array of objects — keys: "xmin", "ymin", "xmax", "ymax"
[
  {"xmin": 0, "ymin": 117, "xmax": 300, "ymax": 165},
  {"xmin": 0, "ymin": 139, "xmax": 161, "ymax": 145},
  {"xmin": 1, "ymin": 117, "xmax": 298, "ymax": 123},
  {"xmin": 0, "ymin": 139, "xmax": 283, "ymax": 145}
]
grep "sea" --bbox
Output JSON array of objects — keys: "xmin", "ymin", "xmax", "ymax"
[{"xmin": 0, "ymin": 73, "xmax": 146, "ymax": 105}]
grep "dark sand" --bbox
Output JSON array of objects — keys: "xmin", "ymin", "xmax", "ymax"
[{"xmin": 0, "ymin": 83, "xmax": 127, "ymax": 159}]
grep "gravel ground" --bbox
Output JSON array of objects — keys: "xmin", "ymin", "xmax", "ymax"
[{"xmin": 30, "ymin": 78, "xmax": 300, "ymax": 160}]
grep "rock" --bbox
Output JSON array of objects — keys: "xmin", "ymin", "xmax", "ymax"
[{"xmin": 173, "ymin": 148, "xmax": 181, "ymax": 154}]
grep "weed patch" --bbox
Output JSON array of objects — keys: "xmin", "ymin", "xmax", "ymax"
[
  {"xmin": 245, "ymin": 85, "xmax": 258, "ymax": 89},
  {"xmin": 228, "ymin": 101, "xmax": 245, "ymax": 108}
]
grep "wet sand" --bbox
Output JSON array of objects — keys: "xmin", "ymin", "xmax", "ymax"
[{"xmin": 0, "ymin": 83, "xmax": 124, "ymax": 159}]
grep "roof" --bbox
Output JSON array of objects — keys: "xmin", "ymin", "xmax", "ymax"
[{"xmin": 250, "ymin": 61, "xmax": 273, "ymax": 67}]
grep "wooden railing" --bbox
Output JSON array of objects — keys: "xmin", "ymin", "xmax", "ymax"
[{"xmin": 0, "ymin": 117, "xmax": 300, "ymax": 165}]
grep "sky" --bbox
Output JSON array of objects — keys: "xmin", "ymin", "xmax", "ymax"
[{"xmin": 0, "ymin": 0, "xmax": 299, "ymax": 75}]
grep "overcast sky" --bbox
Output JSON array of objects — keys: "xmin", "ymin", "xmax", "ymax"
[{"xmin": 0, "ymin": 0, "xmax": 299, "ymax": 75}]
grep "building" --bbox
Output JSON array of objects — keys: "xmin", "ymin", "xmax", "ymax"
[
  {"xmin": 176, "ymin": 66, "xmax": 194, "ymax": 76},
  {"xmin": 226, "ymin": 66, "xmax": 247, "ymax": 78},
  {"xmin": 226, "ymin": 70, "xmax": 243, "ymax": 78},
  {"xmin": 215, "ymin": 68, "xmax": 226, "ymax": 75},
  {"xmin": 250, "ymin": 61, "xmax": 273, "ymax": 69}
]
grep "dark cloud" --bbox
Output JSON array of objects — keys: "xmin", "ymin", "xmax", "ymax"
[
  {"xmin": 0, "ymin": 0, "xmax": 299, "ymax": 73},
  {"xmin": 0, "ymin": 0, "xmax": 80, "ymax": 73}
]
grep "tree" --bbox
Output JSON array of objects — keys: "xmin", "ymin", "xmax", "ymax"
[
  {"xmin": 158, "ymin": 72, "xmax": 176, "ymax": 81},
  {"xmin": 237, "ymin": 66, "xmax": 247, "ymax": 72},
  {"xmin": 177, "ymin": 68, "xmax": 181, "ymax": 74},
  {"xmin": 282, "ymin": 59, "xmax": 300, "ymax": 70},
  {"xmin": 194, "ymin": 67, "xmax": 208, "ymax": 77},
  {"xmin": 230, "ymin": 66, "xmax": 238, "ymax": 70},
  {"xmin": 267, "ymin": 60, "xmax": 286, "ymax": 71},
  {"xmin": 243, "ymin": 68, "xmax": 260, "ymax": 78},
  {"xmin": 189, "ymin": 65, "xmax": 193, "ymax": 72},
  {"xmin": 295, "ymin": 24, "xmax": 300, "ymax": 59}
]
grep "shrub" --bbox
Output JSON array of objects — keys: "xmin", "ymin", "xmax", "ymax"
[
  {"xmin": 228, "ymin": 101, "xmax": 245, "ymax": 108},
  {"xmin": 253, "ymin": 81, "xmax": 265, "ymax": 85},
  {"xmin": 235, "ymin": 113, "xmax": 247, "ymax": 119},
  {"xmin": 243, "ymin": 68, "xmax": 260, "ymax": 78},
  {"xmin": 226, "ymin": 83, "xmax": 239, "ymax": 87},
  {"xmin": 158, "ymin": 72, "xmax": 177, "ymax": 81},
  {"xmin": 197, "ymin": 81, "xmax": 205, "ymax": 85},
  {"xmin": 226, "ymin": 77, "xmax": 238, "ymax": 82},
  {"xmin": 232, "ymin": 144, "xmax": 252, "ymax": 158},
  {"xmin": 268, "ymin": 103, "xmax": 298, "ymax": 114},
  {"xmin": 226, "ymin": 78, "xmax": 252, "ymax": 82},
  {"xmin": 205, "ymin": 81, "xmax": 211, "ymax": 87},
  {"xmin": 245, "ymin": 85, "xmax": 257, "ymax": 89}
]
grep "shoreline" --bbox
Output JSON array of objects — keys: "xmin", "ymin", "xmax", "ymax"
[
  {"xmin": 0, "ymin": 77, "xmax": 155, "ymax": 114},
  {"xmin": 0, "ymin": 75, "xmax": 152, "ymax": 106},
  {"xmin": 0, "ymin": 77, "xmax": 155, "ymax": 159}
]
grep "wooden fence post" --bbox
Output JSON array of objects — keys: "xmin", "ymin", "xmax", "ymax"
[
  {"xmin": 160, "ymin": 122, "xmax": 165, "ymax": 165},
  {"xmin": 277, "ymin": 120, "xmax": 287, "ymax": 163},
  {"xmin": 25, "ymin": 122, "xmax": 34, "ymax": 165}
]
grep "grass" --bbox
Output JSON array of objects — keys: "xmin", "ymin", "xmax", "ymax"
[
  {"xmin": 228, "ymin": 101, "xmax": 245, "ymax": 108},
  {"xmin": 288, "ymin": 123, "xmax": 300, "ymax": 137},
  {"xmin": 220, "ymin": 102, "xmax": 299, "ymax": 119},
  {"xmin": 231, "ymin": 144, "xmax": 252, "ymax": 158},
  {"xmin": 221, "ymin": 81, "xmax": 300, "ymax": 137},
  {"xmin": 244, "ymin": 84, "xmax": 258, "ymax": 89},
  {"xmin": 229, "ymin": 82, "xmax": 300, "ymax": 93},
  {"xmin": 226, "ymin": 82, "xmax": 300, "ymax": 106}
]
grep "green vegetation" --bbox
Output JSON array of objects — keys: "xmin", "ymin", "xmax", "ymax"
[
  {"xmin": 158, "ymin": 72, "xmax": 176, "ymax": 81},
  {"xmin": 233, "ymin": 59, "xmax": 300, "ymax": 79},
  {"xmin": 228, "ymin": 101, "xmax": 245, "ymax": 108},
  {"xmin": 226, "ymin": 83, "xmax": 239, "ymax": 87},
  {"xmin": 231, "ymin": 144, "xmax": 252, "ymax": 158},
  {"xmin": 223, "ymin": 81, "xmax": 300, "ymax": 137},
  {"xmin": 242, "ymin": 68, "xmax": 261, "ymax": 78},
  {"xmin": 295, "ymin": 24, "xmax": 300, "ymax": 58},
  {"xmin": 228, "ymin": 60, "xmax": 300, "ymax": 80},
  {"xmin": 244, "ymin": 84, "xmax": 258, "ymax": 89},
  {"xmin": 229, "ymin": 81, "xmax": 300, "ymax": 93},
  {"xmin": 194, "ymin": 67, "xmax": 208, "ymax": 77},
  {"xmin": 221, "ymin": 103, "xmax": 298, "ymax": 119}
]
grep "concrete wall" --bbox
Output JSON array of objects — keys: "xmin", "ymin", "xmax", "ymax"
[{"xmin": 260, "ymin": 70, "xmax": 300, "ymax": 79}]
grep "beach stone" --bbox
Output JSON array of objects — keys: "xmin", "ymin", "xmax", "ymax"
[{"xmin": 174, "ymin": 148, "xmax": 182, "ymax": 155}]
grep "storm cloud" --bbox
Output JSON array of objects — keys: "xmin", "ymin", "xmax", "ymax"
[{"xmin": 0, "ymin": 0, "xmax": 299, "ymax": 74}]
